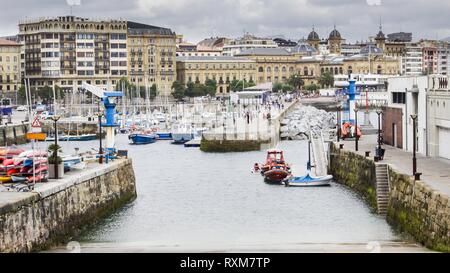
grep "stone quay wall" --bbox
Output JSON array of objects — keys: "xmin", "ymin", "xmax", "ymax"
[
  {"xmin": 328, "ymin": 143, "xmax": 450, "ymax": 252},
  {"xmin": 0, "ymin": 123, "xmax": 29, "ymax": 146},
  {"xmin": 328, "ymin": 143, "xmax": 378, "ymax": 210},
  {"xmin": 387, "ymin": 168, "xmax": 450, "ymax": 252},
  {"xmin": 0, "ymin": 158, "xmax": 137, "ymax": 253},
  {"xmin": 42, "ymin": 121, "xmax": 99, "ymax": 136}
]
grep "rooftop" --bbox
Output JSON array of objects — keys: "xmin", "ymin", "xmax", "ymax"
[
  {"xmin": 127, "ymin": 21, "xmax": 175, "ymax": 36},
  {"xmin": 0, "ymin": 38, "xmax": 20, "ymax": 46},
  {"xmin": 176, "ymin": 56, "xmax": 254, "ymax": 62},
  {"xmin": 237, "ymin": 47, "xmax": 291, "ymax": 56}
]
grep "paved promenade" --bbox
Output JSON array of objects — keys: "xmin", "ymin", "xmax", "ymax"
[{"xmin": 339, "ymin": 134, "xmax": 450, "ymax": 196}]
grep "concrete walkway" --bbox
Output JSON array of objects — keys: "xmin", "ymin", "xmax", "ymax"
[{"xmin": 339, "ymin": 134, "xmax": 450, "ymax": 196}]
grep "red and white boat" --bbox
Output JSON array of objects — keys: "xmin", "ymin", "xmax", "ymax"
[{"xmin": 260, "ymin": 150, "xmax": 291, "ymax": 184}]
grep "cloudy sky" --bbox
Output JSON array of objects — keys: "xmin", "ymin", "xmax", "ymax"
[{"xmin": 2, "ymin": 0, "xmax": 450, "ymax": 43}]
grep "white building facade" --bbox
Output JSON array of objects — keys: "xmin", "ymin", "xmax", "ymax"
[
  {"xmin": 222, "ymin": 34, "xmax": 278, "ymax": 56},
  {"xmin": 427, "ymin": 75, "xmax": 450, "ymax": 159},
  {"xmin": 401, "ymin": 42, "xmax": 423, "ymax": 76}
]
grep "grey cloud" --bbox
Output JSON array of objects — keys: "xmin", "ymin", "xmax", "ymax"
[{"xmin": 1, "ymin": 0, "xmax": 449, "ymax": 42}]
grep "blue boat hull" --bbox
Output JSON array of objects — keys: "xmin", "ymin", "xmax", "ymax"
[
  {"xmin": 156, "ymin": 132, "xmax": 172, "ymax": 140},
  {"xmin": 129, "ymin": 134, "xmax": 156, "ymax": 144}
]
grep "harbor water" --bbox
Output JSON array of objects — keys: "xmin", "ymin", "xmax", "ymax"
[{"xmin": 32, "ymin": 135, "xmax": 425, "ymax": 252}]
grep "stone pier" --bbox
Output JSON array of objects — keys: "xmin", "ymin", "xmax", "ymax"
[
  {"xmin": 0, "ymin": 158, "xmax": 137, "ymax": 253},
  {"xmin": 328, "ymin": 136, "xmax": 450, "ymax": 252},
  {"xmin": 0, "ymin": 123, "xmax": 29, "ymax": 146},
  {"xmin": 200, "ymin": 100, "xmax": 299, "ymax": 153}
]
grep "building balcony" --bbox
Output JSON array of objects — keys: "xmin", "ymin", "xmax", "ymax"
[{"xmin": 61, "ymin": 56, "xmax": 76, "ymax": 61}]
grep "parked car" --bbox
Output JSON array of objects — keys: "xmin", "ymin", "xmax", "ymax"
[{"xmin": 16, "ymin": 106, "xmax": 27, "ymax": 112}]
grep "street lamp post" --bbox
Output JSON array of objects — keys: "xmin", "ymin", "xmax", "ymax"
[
  {"xmin": 50, "ymin": 115, "xmax": 61, "ymax": 179},
  {"xmin": 411, "ymin": 114, "xmax": 418, "ymax": 175},
  {"xmin": 97, "ymin": 100, "xmax": 103, "ymax": 164},
  {"xmin": 336, "ymin": 105, "xmax": 341, "ymax": 142},
  {"xmin": 354, "ymin": 108, "xmax": 359, "ymax": 151},
  {"xmin": 376, "ymin": 110, "xmax": 383, "ymax": 159}
]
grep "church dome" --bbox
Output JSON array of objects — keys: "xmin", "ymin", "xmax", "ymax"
[
  {"xmin": 308, "ymin": 30, "xmax": 320, "ymax": 41},
  {"xmin": 329, "ymin": 28, "xmax": 341, "ymax": 39}
]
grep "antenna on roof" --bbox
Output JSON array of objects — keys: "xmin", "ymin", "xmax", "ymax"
[{"xmin": 66, "ymin": 0, "xmax": 81, "ymax": 15}]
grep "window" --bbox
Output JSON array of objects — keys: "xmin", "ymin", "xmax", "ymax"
[{"xmin": 392, "ymin": 92, "xmax": 406, "ymax": 104}]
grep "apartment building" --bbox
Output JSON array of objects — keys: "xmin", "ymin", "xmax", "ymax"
[
  {"xmin": 0, "ymin": 38, "xmax": 21, "ymax": 95},
  {"xmin": 401, "ymin": 42, "xmax": 423, "ymax": 76},
  {"xmin": 18, "ymin": 16, "xmax": 176, "ymax": 96},
  {"xmin": 437, "ymin": 41, "xmax": 450, "ymax": 75},
  {"xmin": 127, "ymin": 21, "xmax": 177, "ymax": 96}
]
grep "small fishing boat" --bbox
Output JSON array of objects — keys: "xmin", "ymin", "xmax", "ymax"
[
  {"xmin": 171, "ymin": 123, "xmax": 195, "ymax": 144},
  {"xmin": 284, "ymin": 174, "xmax": 332, "ymax": 187},
  {"xmin": 154, "ymin": 112, "xmax": 166, "ymax": 123},
  {"xmin": 129, "ymin": 132, "xmax": 157, "ymax": 144},
  {"xmin": 59, "ymin": 134, "xmax": 97, "ymax": 141},
  {"xmin": 62, "ymin": 155, "xmax": 82, "ymax": 171},
  {"xmin": 260, "ymin": 150, "xmax": 291, "ymax": 184}
]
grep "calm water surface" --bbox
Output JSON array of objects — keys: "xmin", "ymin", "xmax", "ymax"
[{"xmin": 32, "ymin": 135, "xmax": 421, "ymax": 251}]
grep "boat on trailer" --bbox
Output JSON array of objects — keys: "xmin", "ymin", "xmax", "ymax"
[{"xmin": 284, "ymin": 137, "xmax": 333, "ymax": 187}]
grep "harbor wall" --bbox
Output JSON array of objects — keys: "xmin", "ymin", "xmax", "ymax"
[
  {"xmin": 328, "ymin": 143, "xmax": 378, "ymax": 209},
  {"xmin": 328, "ymin": 143, "xmax": 450, "ymax": 252},
  {"xmin": 200, "ymin": 138, "xmax": 269, "ymax": 153},
  {"xmin": 387, "ymin": 168, "xmax": 450, "ymax": 252},
  {"xmin": 0, "ymin": 158, "xmax": 137, "ymax": 253},
  {"xmin": 42, "ymin": 121, "xmax": 98, "ymax": 136},
  {"xmin": 0, "ymin": 123, "xmax": 29, "ymax": 146}
]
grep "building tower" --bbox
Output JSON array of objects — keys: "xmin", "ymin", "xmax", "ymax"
[
  {"xmin": 328, "ymin": 25, "xmax": 343, "ymax": 55},
  {"xmin": 375, "ymin": 20, "xmax": 386, "ymax": 52},
  {"xmin": 307, "ymin": 26, "xmax": 320, "ymax": 51}
]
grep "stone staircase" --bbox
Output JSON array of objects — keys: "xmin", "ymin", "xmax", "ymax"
[{"xmin": 375, "ymin": 164, "xmax": 390, "ymax": 215}]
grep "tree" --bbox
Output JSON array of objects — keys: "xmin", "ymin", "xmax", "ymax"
[
  {"xmin": 230, "ymin": 79, "xmax": 241, "ymax": 92},
  {"xmin": 115, "ymin": 77, "xmax": 135, "ymax": 91},
  {"xmin": 37, "ymin": 86, "xmax": 53, "ymax": 104},
  {"xmin": 282, "ymin": 84, "xmax": 294, "ymax": 93},
  {"xmin": 205, "ymin": 79, "xmax": 217, "ymax": 97},
  {"xmin": 230, "ymin": 79, "xmax": 256, "ymax": 92},
  {"xmin": 319, "ymin": 71, "xmax": 334, "ymax": 88},
  {"xmin": 272, "ymin": 82, "xmax": 284, "ymax": 93},
  {"xmin": 288, "ymin": 74, "xmax": 304, "ymax": 90},
  {"xmin": 305, "ymin": 84, "xmax": 320, "ymax": 93},
  {"xmin": 171, "ymin": 81, "xmax": 185, "ymax": 101},
  {"xmin": 18, "ymin": 85, "xmax": 26, "ymax": 103},
  {"xmin": 150, "ymin": 84, "xmax": 158, "ymax": 100}
]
